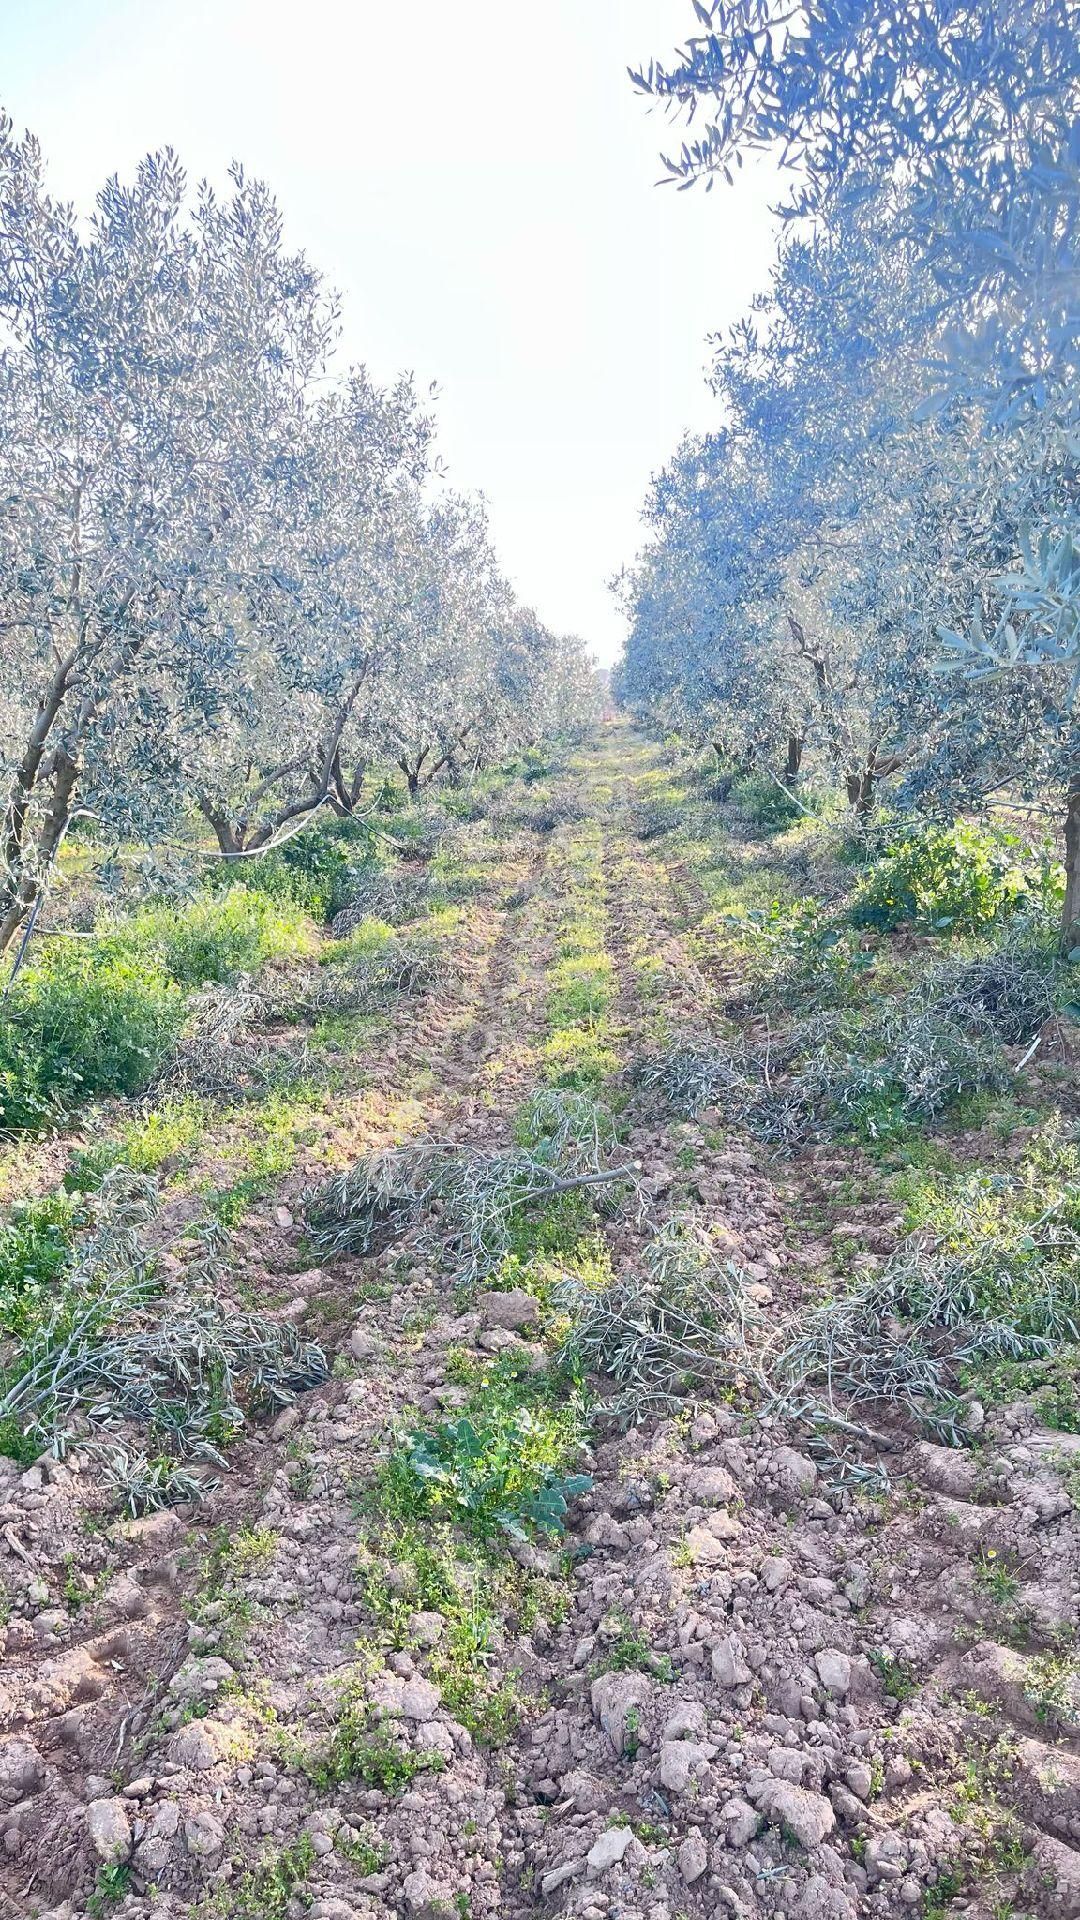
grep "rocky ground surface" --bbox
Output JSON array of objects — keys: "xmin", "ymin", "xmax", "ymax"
[{"xmin": 0, "ymin": 730, "xmax": 1078, "ymax": 1920}]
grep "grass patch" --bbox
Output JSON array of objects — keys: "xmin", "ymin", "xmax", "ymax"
[
  {"xmin": 361, "ymin": 1521, "xmax": 567, "ymax": 1745},
  {"xmin": 128, "ymin": 884, "xmax": 316, "ymax": 985},
  {"xmin": 202, "ymin": 1834, "xmax": 316, "ymax": 1920},
  {"xmin": 299, "ymin": 1693, "xmax": 446, "ymax": 1793},
  {"xmin": 0, "ymin": 1190, "xmax": 80, "ymax": 1336},
  {"xmin": 591, "ymin": 1612, "xmax": 674, "ymax": 1683}
]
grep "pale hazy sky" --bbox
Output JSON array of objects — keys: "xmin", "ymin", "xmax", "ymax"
[{"xmin": 3, "ymin": 0, "xmax": 779, "ymax": 664}]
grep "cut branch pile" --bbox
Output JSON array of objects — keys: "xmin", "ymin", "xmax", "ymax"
[
  {"xmin": 271, "ymin": 937, "xmax": 452, "ymax": 1024},
  {"xmin": 305, "ymin": 1089, "xmax": 639, "ymax": 1281},
  {"xmin": 330, "ymin": 868, "xmax": 434, "ymax": 934},
  {"xmin": 557, "ymin": 1218, "xmax": 764, "ymax": 1424},
  {"xmin": 634, "ymin": 994, "xmax": 1012, "ymax": 1145},
  {"xmin": 0, "ymin": 1169, "xmax": 328, "ymax": 1505}
]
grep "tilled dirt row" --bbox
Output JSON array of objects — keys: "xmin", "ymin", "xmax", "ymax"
[{"xmin": 1, "ymin": 732, "xmax": 1079, "ymax": 1920}]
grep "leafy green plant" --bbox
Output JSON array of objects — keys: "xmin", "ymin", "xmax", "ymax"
[
  {"xmin": 86, "ymin": 1863, "xmax": 132, "ymax": 1917},
  {"xmin": 591, "ymin": 1613, "xmax": 675, "ymax": 1682},
  {"xmin": 0, "ymin": 940, "xmax": 183, "ymax": 1127},
  {"xmin": 239, "ymin": 825, "xmax": 359, "ymax": 921},
  {"xmin": 852, "ymin": 822, "xmax": 1062, "ymax": 935},
  {"xmin": 0, "ymin": 1191, "xmax": 79, "ymax": 1335},
  {"xmin": 203, "ymin": 1833, "xmax": 316, "ymax": 1920},
  {"xmin": 730, "ymin": 772, "xmax": 807, "ymax": 828},
  {"xmin": 542, "ymin": 1026, "xmax": 620, "ymax": 1091},
  {"xmin": 301, "ymin": 1700, "xmax": 445, "ymax": 1792},
  {"xmin": 547, "ymin": 952, "xmax": 616, "ymax": 1028},
  {"xmin": 360, "ymin": 1521, "xmax": 562, "ymax": 1747},
  {"xmin": 1023, "ymin": 1647, "xmax": 1080, "ymax": 1728},
  {"xmin": 868, "ymin": 1649, "xmax": 921, "ymax": 1702},
  {"xmin": 378, "ymin": 1358, "xmax": 590, "ymax": 1543},
  {"xmin": 973, "ymin": 1549, "xmax": 1019, "ymax": 1605},
  {"xmin": 337, "ymin": 1827, "xmax": 389, "ymax": 1876}
]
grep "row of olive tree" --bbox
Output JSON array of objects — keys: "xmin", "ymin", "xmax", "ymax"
[
  {"xmin": 618, "ymin": 0, "xmax": 1080, "ymax": 934},
  {"xmin": 0, "ymin": 120, "xmax": 596, "ymax": 954}
]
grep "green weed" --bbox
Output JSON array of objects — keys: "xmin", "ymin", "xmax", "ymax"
[
  {"xmin": 591, "ymin": 1613, "xmax": 674, "ymax": 1683},
  {"xmin": 86, "ymin": 1864, "xmax": 132, "ymax": 1917},
  {"xmin": 202, "ymin": 1834, "xmax": 316, "ymax": 1920},
  {"xmin": 852, "ymin": 821, "xmax": 1061, "ymax": 936},
  {"xmin": 377, "ymin": 1360, "xmax": 591, "ymax": 1544},
  {"xmin": 0, "ymin": 941, "xmax": 183, "ymax": 1127},
  {"xmin": 301, "ymin": 1697, "xmax": 445, "ymax": 1792},
  {"xmin": 868, "ymin": 1649, "xmax": 921, "ymax": 1702},
  {"xmin": 0, "ymin": 1190, "xmax": 79, "ymax": 1335},
  {"xmin": 129, "ymin": 884, "xmax": 315, "ymax": 985}
]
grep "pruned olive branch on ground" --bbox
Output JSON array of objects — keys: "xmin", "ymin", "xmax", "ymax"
[
  {"xmin": 633, "ymin": 986, "xmax": 1026, "ymax": 1146},
  {"xmin": 330, "ymin": 868, "xmax": 435, "ymax": 933},
  {"xmin": 0, "ymin": 1168, "xmax": 328, "ymax": 1504},
  {"xmin": 305, "ymin": 1088, "xmax": 642, "ymax": 1282},
  {"xmin": 556, "ymin": 1218, "xmax": 765, "ymax": 1425},
  {"xmin": 557, "ymin": 1207, "xmax": 1078, "ymax": 1485},
  {"xmin": 147, "ymin": 974, "xmax": 274, "ymax": 1101},
  {"xmin": 270, "ymin": 938, "xmax": 454, "ymax": 1025}
]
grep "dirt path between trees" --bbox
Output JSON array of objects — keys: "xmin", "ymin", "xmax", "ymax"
[{"xmin": 2, "ymin": 728, "xmax": 1079, "ymax": 1920}]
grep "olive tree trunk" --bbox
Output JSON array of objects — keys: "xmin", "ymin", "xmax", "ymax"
[{"xmin": 1062, "ymin": 776, "xmax": 1080, "ymax": 950}]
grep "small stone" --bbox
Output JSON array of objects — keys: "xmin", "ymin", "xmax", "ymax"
[
  {"xmin": 86, "ymin": 1798, "xmax": 132, "ymax": 1864},
  {"xmin": 400, "ymin": 1678, "xmax": 441, "ymax": 1719},
  {"xmin": 773, "ymin": 1447, "xmax": 818, "ymax": 1494},
  {"xmin": 755, "ymin": 1780, "xmax": 835, "ymax": 1850},
  {"xmin": 101, "ymin": 1573, "xmax": 148, "ymax": 1620},
  {"xmin": 678, "ymin": 1830, "xmax": 708, "ymax": 1883},
  {"xmin": 814, "ymin": 1650, "xmax": 851, "ymax": 1697},
  {"xmin": 32, "ymin": 1609, "xmax": 68, "ymax": 1642},
  {"xmin": 663, "ymin": 1701, "xmax": 707, "ymax": 1741},
  {"xmin": 686, "ymin": 1465, "xmax": 737, "ymax": 1504},
  {"xmin": 171, "ymin": 1718, "xmax": 245, "ymax": 1771},
  {"xmin": 865, "ymin": 1833, "xmax": 907, "ymax": 1884},
  {"xmin": 168, "ymin": 1655, "xmax": 234, "ymax": 1706},
  {"xmin": 587, "ymin": 1825, "xmax": 632, "ymax": 1875},
  {"xmin": 479, "ymin": 1288, "xmax": 539, "ymax": 1332},
  {"xmin": 721, "ymin": 1797, "xmax": 761, "ymax": 1846},
  {"xmin": 591, "ymin": 1671, "xmax": 651, "ymax": 1756},
  {"xmin": 659, "ymin": 1739, "xmax": 714, "ymax": 1794},
  {"xmin": 680, "ymin": 1520, "xmax": 730, "ymax": 1566},
  {"xmin": 712, "ymin": 1636, "xmax": 752, "ymax": 1688},
  {"xmin": 0, "ymin": 1738, "xmax": 43, "ymax": 1799},
  {"xmin": 844, "ymin": 1762, "xmax": 873, "ymax": 1801},
  {"xmin": 408, "ymin": 1611, "xmax": 445, "ymax": 1649},
  {"xmin": 761, "ymin": 1555, "xmax": 793, "ymax": 1593},
  {"xmin": 183, "ymin": 1808, "xmax": 226, "ymax": 1860},
  {"xmin": 402, "ymin": 1867, "xmax": 442, "ymax": 1913},
  {"xmin": 541, "ymin": 1860, "xmax": 583, "ymax": 1895}
]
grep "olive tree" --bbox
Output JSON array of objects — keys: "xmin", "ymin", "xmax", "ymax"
[
  {"xmin": 191, "ymin": 373, "xmax": 434, "ymax": 853},
  {"xmin": 629, "ymin": 0, "xmax": 1080, "ymax": 930},
  {"xmin": 0, "ymin": 123, "xmax": 335, "ymax": 951}
]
